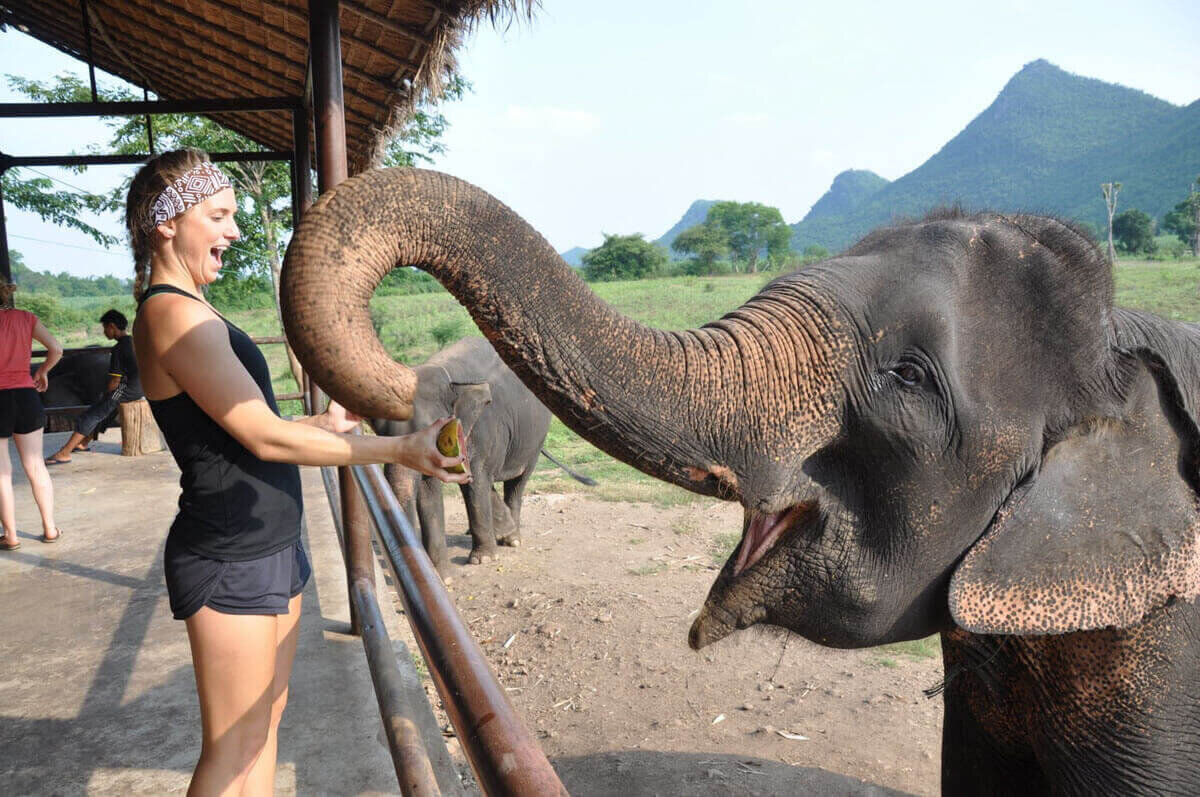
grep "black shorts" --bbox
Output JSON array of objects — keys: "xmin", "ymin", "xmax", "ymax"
[
  {"xmin": 74, "ymin": 383, "xmax": 129, "ymax": 437},
  {"xmin": 164, "ymin": 539, "xmax": 311, "ymax": 621},
  {"xmin": 0, "ymin": 388, "xmax": 45, "ymax": 437}
]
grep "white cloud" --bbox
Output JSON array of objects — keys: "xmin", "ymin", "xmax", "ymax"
[{"xmin": 501, "ymin": 105, "xmax": 600, "ymax": 134}]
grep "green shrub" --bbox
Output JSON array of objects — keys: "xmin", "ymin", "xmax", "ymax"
[
  {"xmin": 681, "ymin": 258, "xmax": 733, "ymax": 277},
  {"xmin": 207, "ymin": 275, "xmax": 274, "ymax": 311},
  {"xmin": 582, "ymin": 233, "xmax": 668, "ymax": 281},
  {"xmin": 1155, "ymin": 237, "xmax": 1188, "ymax": 260},
  {"xmin": 378, "ymin": 268, "xmax": 443, "ymax": 295},
  {"xmin": 430, "ymin": 318, "xmax": 464, "ymax": 347},
  {"xmin": 14, "ymin": 292, "xmax": 88, "ymax": 329}
]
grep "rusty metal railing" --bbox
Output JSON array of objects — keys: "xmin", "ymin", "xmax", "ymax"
[{"xmin": 350, "ymin": 463, "xmax": 568, "ymax": 796}]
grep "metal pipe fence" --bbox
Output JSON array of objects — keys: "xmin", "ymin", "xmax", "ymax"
[{"xmin": 350, "ymin": 463, "xmax": 568, "ymax": 796}]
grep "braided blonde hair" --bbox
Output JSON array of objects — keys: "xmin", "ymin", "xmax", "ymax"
[{"xmin": 125, "ymin": 148, "xmax": 210, "ymax": 301}]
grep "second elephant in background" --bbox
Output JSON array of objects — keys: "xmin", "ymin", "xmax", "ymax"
[{"xmin": 371, "ymin": 337, "xmax": 593, "ymax": 579}]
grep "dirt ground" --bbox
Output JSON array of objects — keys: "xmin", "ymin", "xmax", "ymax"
[{"xmin": 387, "ymin": 491, "xmax": 944, "ymax": 796}]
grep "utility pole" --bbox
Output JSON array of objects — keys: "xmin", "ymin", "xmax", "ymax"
[{"xmin": 1102, "ymin": 182, "xmax": 1121, "ymax": 263}]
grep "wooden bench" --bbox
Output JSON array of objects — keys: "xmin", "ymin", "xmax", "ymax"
[{"xmin": 118, "ymin": 399, "xmax": 164, "ymax": 456}]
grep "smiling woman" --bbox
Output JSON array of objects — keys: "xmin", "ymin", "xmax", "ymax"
[{"xmin": 124, "ymin": 149, "xmax": 472, "ymax": 795}]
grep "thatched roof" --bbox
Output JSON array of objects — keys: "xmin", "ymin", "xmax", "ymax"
[{"xmin": 0, "ymin": 1, "xmax": 533, "ymax": 173}]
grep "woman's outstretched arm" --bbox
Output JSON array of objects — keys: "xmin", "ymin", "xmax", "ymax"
[{"xmin": 145, "ymin": 298, "xmax": 467, "ymax": 480}]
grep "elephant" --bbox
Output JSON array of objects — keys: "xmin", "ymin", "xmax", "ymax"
[
  {"xmin": 33, "ymin": 347, "xmax": 113, "ymax": 433},
  {"xmin": 281, "ymin": 168, "xmax": 1200, "ymax": 793},
  {"xmin": 369, "ymin": 336, "xmax": 595, "ymax": 578}
]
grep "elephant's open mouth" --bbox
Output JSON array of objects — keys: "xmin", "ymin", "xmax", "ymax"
[
  {"xmin": 733, "ymin": 502, "xmax": 820, "ymax": 577},
  {"xmin": 689, "ymin": 499, "xmax": 826, "ymax": 650}
]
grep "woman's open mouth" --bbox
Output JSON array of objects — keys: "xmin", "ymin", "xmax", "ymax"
[{"xmin": 210, "ymin": 245, "xmax": 227, "ymax": 268}]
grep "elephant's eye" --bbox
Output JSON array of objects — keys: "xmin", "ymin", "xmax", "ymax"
[{"xmin": 889, "ymin": 363, "xmax": 925, "ymax": 387}]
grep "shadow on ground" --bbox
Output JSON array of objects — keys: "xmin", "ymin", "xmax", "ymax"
[{"xmin": 553, "ymin": 751, "xmax": 911, "ymax": 796}]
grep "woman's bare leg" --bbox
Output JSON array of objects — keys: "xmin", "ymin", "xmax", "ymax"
[
  {"xmin": 13, "ymin": 429, "xmax": 56, "ymax": 539},
  {"xmin": 184, "ymin": 608, "xmax": 279, "ymax": 797},
  {"xmin": 0, "ymin": 439, "xmax": 17, "ymax": 546},
  {"xmin": 243, "ymin": 593, "xmax": 303, "ymax": 796}
]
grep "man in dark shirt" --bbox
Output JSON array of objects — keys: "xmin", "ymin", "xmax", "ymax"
[{"xmin": 45, "ymin": 309, "xmax": 143, "ymax": 464}]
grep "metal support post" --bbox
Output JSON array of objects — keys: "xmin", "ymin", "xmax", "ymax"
[{"xmin": 308, "ymin": 0, "xmax": 366, "ymax": 634}]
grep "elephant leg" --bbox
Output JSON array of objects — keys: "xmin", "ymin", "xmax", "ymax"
[
  {"xmin": 491, "ymin": 488, "xmax": 518, "ymax": 546},
  {"xmin": 499, "ymin": 464, "xmax": 536, "ymax": 548},
  {"xmin": 462, "ymin": 477, "xmax": 497, "ymax": 565},
  {"xmin": 415, "ymin": 476, "xmax": 451, "ymax": 580}
]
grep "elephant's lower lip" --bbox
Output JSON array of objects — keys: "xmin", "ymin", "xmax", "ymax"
[{"xmin": 732, "ymin": 502, "xmax": 818, "ymax": 577}]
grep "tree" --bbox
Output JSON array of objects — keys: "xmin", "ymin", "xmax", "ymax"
[
  {"xmin": 1101, "ymin": 182, "xmax": 1121, "ymax": 263},
  {"xmin": 1111, "ymin": 209, "xmax": 1157, "ymax": 255},
  {"xmin": 581, "ymin": 233, "xmax": 667, "ymax": 281},
  {"xmin": 1163, "ymin": 177, "xmax": 1200, "ymax": 257},
  {"xmin": 706, "ymin": 201, "xmax": 791, "ymax": 273},
  {"xmin": 801, "ymin": 244, "xmax": 830, "ymax": 264},
  {"xmin": 1, "ymin": 169, "xmax": 119, "ymax": 247},
  {"xmin": 670, "ymin": 223, "xmax": 728, "ymax": 275}
]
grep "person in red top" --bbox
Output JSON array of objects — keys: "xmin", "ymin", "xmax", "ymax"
[{"xmin": 0, "ymin": 281, "xmax": 63, "ymax": 549}]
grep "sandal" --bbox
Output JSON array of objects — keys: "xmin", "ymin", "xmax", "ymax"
[
  {"xmin": 44, "ymin": 456, "xmax": 71, "ymax": 466},
  {"xmin": 1, "ymin": 539, "xmax": 20, "ymax": 551},
  {"xmin": 41, "ymin": 529, "xmax": 62, "ymax": 543}
]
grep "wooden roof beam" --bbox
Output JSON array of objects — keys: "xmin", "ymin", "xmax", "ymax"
[
  {"xmin": 83, "ymin": 2, "xmax": 385, "ymax": 119},
  {"xmin": 341, "ymin": 1, "xmax": 434, "ymax": 47},
  {"xmin": 0, "ymin": 98, "xmax": 300, "ymax": 117},
  {"xmin": 197, "ymin": 0, "xmax": 417, "ymax": 79}
]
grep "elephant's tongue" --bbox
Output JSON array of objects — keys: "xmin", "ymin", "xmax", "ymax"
[{"xmin": 733, "ymin": 505, "xmax": 807, "ymax": 577}]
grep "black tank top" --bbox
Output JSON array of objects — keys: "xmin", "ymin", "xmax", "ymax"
[{"xmin": 139, "ymin": 284, "xmax": 303, "ymax": 560}]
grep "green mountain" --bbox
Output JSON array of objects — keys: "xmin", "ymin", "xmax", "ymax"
[
  {"xmin": 791, "ymin": 59, "xmax": 1200, "ymax": 251},
  {"xmin": 559, "ymin": 246, "xmax": 589, "ymax": 267},
  {"xmin": 803, "ymin": 170, "xmax": 890, "ymax": 220},
  {"xmin": 653, "ymin": 199, "xmax": 718, "ymax": 254}
]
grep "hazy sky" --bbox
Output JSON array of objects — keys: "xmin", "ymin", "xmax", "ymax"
[{"xmin": 2, "ymin": 0, "xmax": 1197, "ymax": 278}]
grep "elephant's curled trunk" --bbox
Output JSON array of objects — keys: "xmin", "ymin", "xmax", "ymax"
[{"xmin": 281, "ymin": 168, "xmax": 846, "ymax": 499}]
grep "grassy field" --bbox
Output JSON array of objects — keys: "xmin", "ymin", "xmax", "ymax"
[{"xmin": 38, "ymin": 254, "xmax": 1200, "ymax": 504}]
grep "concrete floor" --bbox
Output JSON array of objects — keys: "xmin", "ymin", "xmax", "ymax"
[
  {"xmin": 0, "ymin": 430, "xmax": 411, "ymax": 795},
  {"xmin": 0, "ymin": 430, "xmax": 908, "ymax": 797}
]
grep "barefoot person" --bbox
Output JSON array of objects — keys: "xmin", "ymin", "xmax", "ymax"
[
  {"xmin": 0, "ymin": 282, "xmax": 63, "ymax": 549},
  {"xmin": 128, "ymin": 149, "xmax": 469, "ymax": 795},
  {"xmin": 46, "ymin": 309, "xmax": 142, "ymax": 465}
]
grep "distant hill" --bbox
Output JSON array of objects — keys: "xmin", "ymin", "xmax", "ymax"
[
  {"xmin": 653, "ymin": 199, "xmax": 718, "ymax": 256},
  {"xmin": 791, "ymin": 59, "xmax": 1200, "ymax": 252},
  {"xmin": 802, "ymin": 170, "xmax": 890, "ymax": 220},
  {"xmin": 559, "ymin": 246, "xmax": 589, "ymax": 267},
  {"xmin": 559, "ymin": 199, "xmax": 720, "ymax": 264}
]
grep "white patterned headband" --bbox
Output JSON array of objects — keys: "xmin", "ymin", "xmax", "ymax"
[{"xmin": 145, "ymin": 161, "xmax": 232, "ymax": 231}]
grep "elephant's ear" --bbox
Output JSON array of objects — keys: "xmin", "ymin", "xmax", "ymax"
[
  {"xmin": 451, "ymin": 383, "xmax": 492, "ymax": 438},
  {"xmin": 949, "ymin": 351, "xmax": 1200, "ymax": 635}
]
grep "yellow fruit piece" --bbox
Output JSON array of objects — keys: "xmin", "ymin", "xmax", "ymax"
[{"xmin": 437, "ymin": 418, "xmax": 466, "ymax": 474}]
